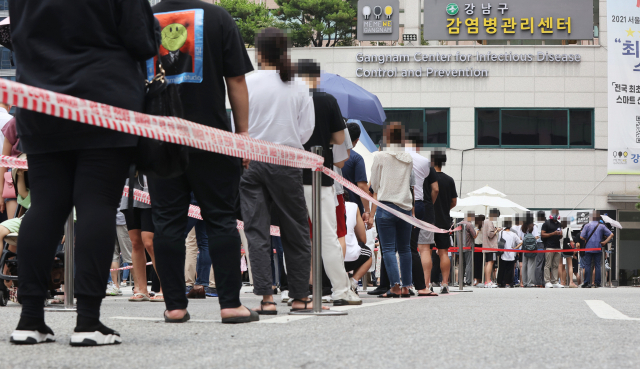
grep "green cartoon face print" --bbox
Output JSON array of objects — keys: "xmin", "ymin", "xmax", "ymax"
[{"xmin": 161, "ymin": 23, "xmax": 188, "ymax": 52}]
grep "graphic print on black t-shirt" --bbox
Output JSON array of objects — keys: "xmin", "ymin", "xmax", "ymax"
[{"xmin": 146, "ymin": 9, "xmax": 204, "ymax": 84}]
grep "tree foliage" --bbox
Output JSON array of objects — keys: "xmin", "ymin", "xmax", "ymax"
[
  {"xmin": 274, "ymin": 0, "xmax": 357, "ymax": 47},
  {"xmin": 218, "ymin": 0, "xmax": 283, "ymax": 47}
]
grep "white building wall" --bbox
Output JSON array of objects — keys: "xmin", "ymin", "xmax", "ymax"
[{"xmin": 232, "ymin": 0, "xmax": 637, "ymax": 212}]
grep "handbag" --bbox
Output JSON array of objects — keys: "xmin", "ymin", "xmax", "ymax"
[
  {"xmin": 562, "ymin": 227, "xmax": 575, "ymax": 257},
  {"xmin": 129, "ymin": 53, "xmax": 189, "ymax": 209},
  {"xmin": 497, "ymin": 230, "xmax": 506, "ymax": 254},
  {"xmin": 2, "ymin": 171, "xmax": 14, "ymax": 199},
  {"xmin": 133, "ymin": 53, "xmax": 188, "ymax": 180}
]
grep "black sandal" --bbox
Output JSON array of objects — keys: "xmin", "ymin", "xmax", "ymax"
[
  {"xmin": 256, "ymin": 301, "xmax": 278, "ymax": 315},
  {"xmin": 377, "ymin": 291, "xmax": 400, "ymax": 298},
  {"xmin": 164, "ymin": 310, "xmax": 190, "ymax": 323},
  {"xmin": 290, "ymin": 298, "xmax": 313, "ymax": 312},
  {"xmin": 221, "ymin": 306, "xmax": 260, "ymax": 324}
]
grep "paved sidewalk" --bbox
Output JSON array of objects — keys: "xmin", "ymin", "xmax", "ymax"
[{"xmin": 1, "ymin": 286, "xmax": 639, "ymax": 368}]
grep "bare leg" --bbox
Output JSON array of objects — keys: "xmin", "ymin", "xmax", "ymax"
[
  {"xmin": 129, "ymin": 230, "xmax": 148, "ymax": 296},
  {"xmin": 142, "ymin": 231, "xmax": 163, "ymax": 296},
  {"xmin": 352, "ymin": 258, "xmax": 372, "ymax": 282},
  {"xmin": 418, "ymin": 244, "xmax": 432, "ymax": 293},
  {"xmin": 438, "ymin": 249, "xmax": 450, "ymax": 285},
  {"xmin": 110, "ymin": 260, "xmax": 119, "ymax": 285},
  {"xmin": 5, "ymin": 200, "xmax": 16, "ymax": 220},
  {"xmin": 485, "ymin": 261, "xmax": 494, "ymax": 285}
]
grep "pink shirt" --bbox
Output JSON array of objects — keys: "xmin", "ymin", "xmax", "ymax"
[{"xmin": 1, "ymin": 118, "xmax": 21, "ymax": 157}]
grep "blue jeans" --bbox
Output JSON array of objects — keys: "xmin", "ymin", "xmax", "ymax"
[
  {"xmin": 184, "ymin": 216, "xmax": 211, "ymax": 286},
  {"xmin": 583, "ymin": 252, "xmax": 602, "ymax": 286},
  {"xmin": 376, "ymin": 202, "xmax": 412, "ymax": 288}
]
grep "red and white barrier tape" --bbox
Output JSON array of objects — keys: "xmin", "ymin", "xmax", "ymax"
[
  {"xmin": 110, "ymin": 261, "xmax": 152, "ymax": 272},
  {"xmin": 322, "ymin": 167, "xmax": 451, "ymax": 234},
  {"xmin": 0, "ymin": 77, "xmax": 451, "ymax": 235},
  {"xmin": 0, "ymin": 79, "xmax": 323, "ymax": 169}
]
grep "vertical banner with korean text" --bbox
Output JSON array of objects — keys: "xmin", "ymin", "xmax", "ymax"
[{"xmin": 608, "ymin": 1, "xmax": 640, "ymax": 174}]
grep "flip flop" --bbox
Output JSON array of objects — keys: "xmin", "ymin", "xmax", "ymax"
[
  {"xmin": 418, "ymin": 292, "xmax": 438, "ymax": 297},
  {"xmin": 255, "ymin": 301, "xmax": 278, "ymax": 315},
  {"xmin": 377, "ymin": 291, "xmax": 400, "ymax": 298},
  {"xmin": 164, "ymin": 310, "xmax": 190, "ymax": 323},
  {"xmin": 128, "ymin": 293, "xmax": 150, "ymax": 302},
  {"xmin": 150, "ymin": 294, "xmax": 164, "ymax": 302},
  {"xmin": 221, "ymin": 306, "xmax": 260, "ymax": 324}
]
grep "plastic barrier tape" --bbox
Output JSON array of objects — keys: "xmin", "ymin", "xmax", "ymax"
[
  {"xmin": 0, "ymin": 79, "xmax": 323, "ymax": 169},
  {"xmin": 0, "ymin": 77, "xmax": 452, "ymax": 235}
]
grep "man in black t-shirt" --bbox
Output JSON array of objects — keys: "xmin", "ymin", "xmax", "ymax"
[
  {"xmin": 541, "ymin": 209, "xmax": 564, "ymax": 288},
  {"xmin": 429, "ymin": 151, "xmax": 457, "ymax": 294},
  {"xmin": 297, "ymin": 60, "xmax": 361, "ymax": 305},
  {"xmin": 148, "ymin": 0, "xmax": 257, "ymax": 324}
]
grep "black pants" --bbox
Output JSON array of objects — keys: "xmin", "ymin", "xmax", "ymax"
[
  {"xmin": 18, "ymin": 148, "xmax": 133, "ymax": 319},
  {"xmin": 473, "ymin": 247, "xmax": 483, "ymax": 281},
  {"xmin": 497, "ymin": 258, "xmax": 515, "ymax": 286},
  {"xmin": 149, "ymin": 151, "xmax": 243, "ymax": 311}
]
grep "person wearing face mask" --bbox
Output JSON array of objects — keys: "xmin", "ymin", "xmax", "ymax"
[{"xmin": 541, "ymin": 209, "xmax": 564, "ymax": 288}]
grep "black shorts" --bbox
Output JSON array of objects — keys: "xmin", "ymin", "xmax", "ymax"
[
  {"xmin": 484, "ymin": 252, "xmax": 497, "ymax": 262},
  {"xmin": 434, "ymin": 233, "xmax": 451, "ymax": 250},
  {"xmin": 121, "ymin": 208, "xmax": 154, "ymax": 233},
  {"xmin": 344, "ymin": 244, "xmax": 372, "ymax": 272}
]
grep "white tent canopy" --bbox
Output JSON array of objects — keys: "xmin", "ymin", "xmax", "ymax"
[
  {"xmin": 466, "ymin": 185, "xmax": 506, "ymax": 198},
  {"xmin": 452, "ymin": 186, "xmax": 529, "ymax": 216}
]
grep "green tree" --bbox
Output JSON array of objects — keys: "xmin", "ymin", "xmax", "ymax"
[
  {"xmin": 275, "ymin": 0, "xmax": 357, "ymax": 47},
  {"xmin": 218, "ymin": 0, "xmax": 283, "ymax": 47}
]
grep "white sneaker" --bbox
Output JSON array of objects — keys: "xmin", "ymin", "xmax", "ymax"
[
  {"xmin": 281, "ymin": 290, "xmax": 289, "ymax": 303},
  {"xmin": 120, "ymin": 282, "xmax": 127, "ymax": 287},
  {"xmin": 322, "ymin": 295, "xmax": 333, "ymax": 303},
  {"xmin": 552, "ymin": 283, "xmax": 564, "ymax": 288},
  {"xmin": 350, "ymin": 278, "xmax": 359, "ymax": 292},
  {"xmin": 333, "ymin": 289, "xmax": 362, "ymax": 305},
  {"xmin": 488, "ymin": 283, "xmax": 498, "ymax": 288},
  {"xmin": 287, "ymin": 297, "xmax": 294, "ymax": 306},
  {"xmin": 105, "ymin": 283, "xmax": 114, "ymax": 296},
  {"xmin": 545, "ymin": 282, "xmax": 553, "ymax": 288}
]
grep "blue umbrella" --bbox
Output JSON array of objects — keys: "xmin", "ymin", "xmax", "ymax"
[{"xmin": 319, "ymin": 73, "xmax": 386, "ymax": 125}]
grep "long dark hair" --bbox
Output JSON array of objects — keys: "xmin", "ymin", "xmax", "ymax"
[
  {"xmin": 255, "ymin": 28, "xmax": 293, "ymax": 83},
  {"xmin": 476, "ymin": 214, "xmax": 486, "ymax": 230},
  {"xmin": 522, "ymin": 220, "xmax": 534, "ymax": 234}
]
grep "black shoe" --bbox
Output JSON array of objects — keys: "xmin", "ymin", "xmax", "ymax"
[
  {"xmin": 409, "ymin": 289, "xmax": 415, "ymax": 296},
  {"xmin": 10, "ymin": 317, "xmax": 55, "ymax": 345},
  {"xmin": 580, "ymin": 283, "xmax": 590, "ymax": 288},
  {"xmin": 440, "ymin": 285, "xmax": 450, "ymax": 294},
  {"xmin": 367, "ymin": 286, "xmax": 388, "ymax": 295},
  {"xmin": 204, "ymin": 287, "xmax": 218, "ymax": 297},
  {"xmin": 70, "ymin": 318, "xmax": 121, "ymax": 346}
]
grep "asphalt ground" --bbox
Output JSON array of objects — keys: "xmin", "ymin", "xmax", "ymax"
[{"xmin": 1, "ymin": 285, "xmax": 639, "ymax": 369}]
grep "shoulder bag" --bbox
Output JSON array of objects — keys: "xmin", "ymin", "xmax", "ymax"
[
  {"xmin": 562, "ymin": 227, "xmax": 574, "ymax": 257},
  {"xmin": 129, "ymin": 54, "xmax": 189, "ymax": 209}
]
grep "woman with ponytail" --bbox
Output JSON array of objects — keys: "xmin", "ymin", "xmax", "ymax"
[{"xmin": 239, "ymin": 28, "xmax": 321, "ymax": 313}]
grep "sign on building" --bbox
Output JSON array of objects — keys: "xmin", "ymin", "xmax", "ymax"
[
  {"xmin": 424, "ymin": 0, "xmax": 593, "ymax": 41},
  {"xmin": 357, "ymin": 0, "xmax": 400, "ymax": 41},
  {"xmin": 608, "ymin": 1, "xmax": 640, "ymax": 174}
]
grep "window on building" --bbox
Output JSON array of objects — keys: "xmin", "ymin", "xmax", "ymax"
[
  {"xmin": 0, "ymin": 1, "xmax": 7, "ymax": 11},
  {"xmin": 361, "ymin": 108, "xmax": 449, "ymax": 148},
  {"xmin": 476, "ymin": 108, "xmax": 593, "ymax": 148},
  {"xmin": 0, "ymin": 47, "xmax": 13, "ymax": 70}
]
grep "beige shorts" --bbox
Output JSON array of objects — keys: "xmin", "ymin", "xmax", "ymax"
[{"xmin": 113, "ymin": 225, "xmax": 133, "ymax": 264}]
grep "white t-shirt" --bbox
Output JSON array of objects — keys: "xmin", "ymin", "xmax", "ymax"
[
  {"xmin": 405, "ymin": 148, "xmax": 430, "ymax": 201},
  {"xmin": 500, "ymin": 230, "xmax": 522, "ymax": 261},
  {"xmin": 344, "ymin": 202, "xmax": 360, "ymax": 262},
  {"xmin": 533, "ymin": 222, "xmax": 543, "ymax": 248},
  {"xmin": 243, "ymin": 71, "xmax": 315, "ymax": 149}
]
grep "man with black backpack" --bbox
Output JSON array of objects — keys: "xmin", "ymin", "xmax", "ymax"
[
  {"xmin": 520, "ymin": 220, "xmax": 538, "ymax": 287},
  {"xmin": 580, "ymin": 211, "xmax": 613, "ymax": 288}
]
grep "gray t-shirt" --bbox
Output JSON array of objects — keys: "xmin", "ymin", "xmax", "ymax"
[{"xmin": 120, "ymin": 176, "xmax": 151, "ymax": 209}]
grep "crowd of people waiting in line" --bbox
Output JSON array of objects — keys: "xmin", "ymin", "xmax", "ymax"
[{"xmin": 0, "ymin": 0, "xmax": 617, "ymax": 347}]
